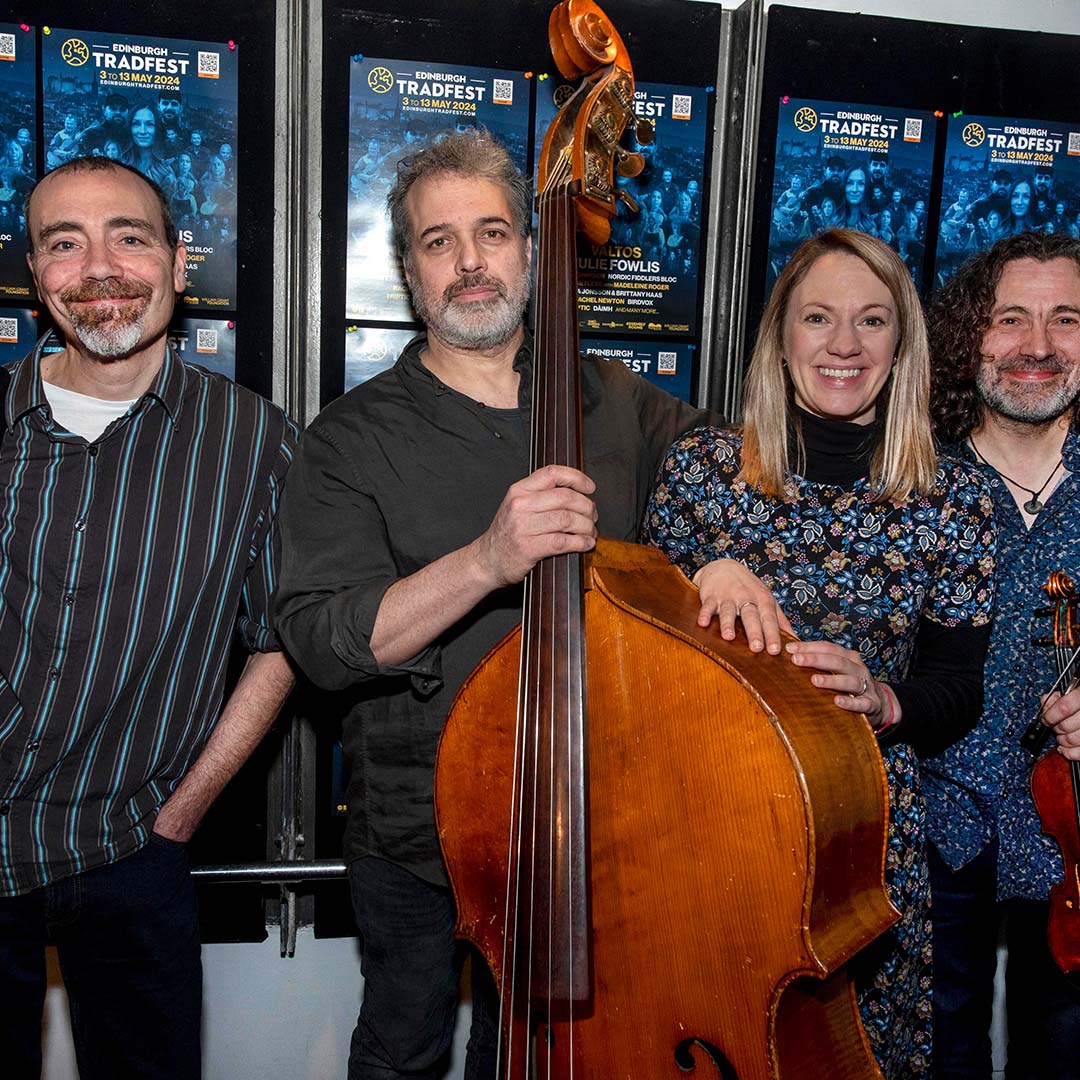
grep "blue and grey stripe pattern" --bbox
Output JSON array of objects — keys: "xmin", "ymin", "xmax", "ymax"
[{"xmin": 0, "ymin": 337, "xmax": 298, "ymax": 896}]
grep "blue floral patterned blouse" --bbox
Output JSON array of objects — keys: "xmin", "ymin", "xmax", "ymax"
[
  {"xmin": 643, "ymin": 424, "xmax": 996, "ymax": 1080},
  {"xmin": 923, "ymin": 425, "xmax": 1080, "ymax": 900}
]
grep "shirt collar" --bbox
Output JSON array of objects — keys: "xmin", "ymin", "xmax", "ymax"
[
  {"xmin": 5, "ymin": 332, "xmax": 187, "ymax": 431},
  {"xmin": 394, "ymin": 328, "xmax": 600, "ymax": 415}
]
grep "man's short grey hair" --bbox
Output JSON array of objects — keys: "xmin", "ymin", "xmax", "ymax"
[{"xmin": 387, "ymin": 128, "xmax": 532, "ymax": 270}]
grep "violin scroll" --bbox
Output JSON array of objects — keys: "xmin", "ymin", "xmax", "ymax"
[{"xmin": 1021, "ymin": 572, "xmax": 1079, "ymax": 755}]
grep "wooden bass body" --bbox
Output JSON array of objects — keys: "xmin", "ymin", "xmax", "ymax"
[{"xmin": 436, "ymin": 539, "xmax": 897, "ymax": 1078}]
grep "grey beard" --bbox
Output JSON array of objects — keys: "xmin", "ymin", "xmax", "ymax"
[
  {"xmin": 409, "ymin": 269, "xmax": 530, "ymax": 352},
  {"xmin": 977, "ymin": 367, "xmax": 1080, "ymax": 426},
  {"xmin": 70, "ymin": 315, "xmax": 146, "ymax": 359}
]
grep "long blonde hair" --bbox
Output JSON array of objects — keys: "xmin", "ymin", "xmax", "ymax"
[{"xmin": 740, "ymin": 228, "xmax": 935, "ymax": 502}]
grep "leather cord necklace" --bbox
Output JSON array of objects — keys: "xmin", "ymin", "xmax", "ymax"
[{"xmin": 969, "ymin": 436, "xmax": 1063, "ymax": 516}]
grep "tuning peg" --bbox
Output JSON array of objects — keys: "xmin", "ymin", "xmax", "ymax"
[
  {"xmin": 616, "ymin": 189, "xmax": 640, "ymax": 214},
  {"xmin": 634, "ymin": 117, "xmax": 655, "ymax": 145},
  {"xmin": 616, "ymin": 149, "xmax": 645, "ymax": 178}
]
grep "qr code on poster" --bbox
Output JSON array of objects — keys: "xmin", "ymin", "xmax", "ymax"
[
  {"xmin": 672, "ymin": 94, "xmax": 692, "ymax": 121},
  {"xmin": 198, "ymin": 52, "xmax": 220, "ymax": 79},
  {"xmin": 904, "ymin": 117, "xmax": 923, "ymax": 143},
  {"xmin": 0, "ymin": 34, "xmax": 15, "ymax": 61},
  {"xmin": 657, "ymin": 351, "xmax": 677, "ymax": 375},
  {"xmin": 0, "ymin": 318, "xmax": 17, "ymax": 343},
  {"xmin": 492, "ymin": 78, "xmax": 513, "ymax": 106},
  {"xmin": 196, "ymin": 329, "xmax": 218, "ymax": 354},
  {"xmin": 1069, "ymin": 131, "xmax": 1080, "ymax": 156}
]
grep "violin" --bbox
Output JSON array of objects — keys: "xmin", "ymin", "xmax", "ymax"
[
  {"xmin": 435, "ymin": 3, "xmax": 897, "ymax": 1075},
  {"xmin": 1029, "ymin": 571, "xmax": 1080, "ymax": 977}
]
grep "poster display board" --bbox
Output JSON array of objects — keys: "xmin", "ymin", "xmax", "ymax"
[
  {"xmin": 582, "ymin": 337, "xmax": 694, "ymax": 403},
  {"xmin": 170, "ymin": 316, "xmax": 235, "ymax": 379},
  {"xmin": 536, "ymin": 80, "xmax": 708, "ymax": 337},
  {"xmin": 345, "ymin": 56, "xmax": 530, "ymax": 324},
  {"xmin": 0, "ymin": 306, "xmax": 36, "ymax": 365},
  {"xmin": 0, "ymin": 26, "xmax": 36, "ymax": 300},
  {"xmin": 934, "ymin": 113, "xmax": 1080, "ymax": 285},
  {"xmin": 42, "ymin": 27, "xmax": 239, "ymax": 309},
  {"xmin": 767, "ymin": 97, "xmax": 937, "ymax": 291}
]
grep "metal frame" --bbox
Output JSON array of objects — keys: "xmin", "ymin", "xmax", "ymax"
[{"xmin": 697, "ymin": 0, "xmax": 765, "ymax": 419}]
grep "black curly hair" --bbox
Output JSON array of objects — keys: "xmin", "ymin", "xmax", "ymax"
[{"xmin": 928, "ymin": 232, "xmax": 1080, "ymax": 443}]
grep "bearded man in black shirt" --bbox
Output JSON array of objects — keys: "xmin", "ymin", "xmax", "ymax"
[{"xmin": 274, "ymin": 129, "xmax": 739, "ymax": 1080}]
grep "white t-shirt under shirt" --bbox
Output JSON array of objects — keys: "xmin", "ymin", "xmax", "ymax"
[{"xmin": 42, "ymin": 380, "xmax": 138, "ymax": 443}]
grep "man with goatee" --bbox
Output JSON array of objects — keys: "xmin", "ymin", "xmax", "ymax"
[
  {"xmin": 274, "ymin": 128, "xmax": 727, "ymax": 1080},
  {"xmin": 0, "ymin": 157, "xmax": 297, "ymax": 1079}
]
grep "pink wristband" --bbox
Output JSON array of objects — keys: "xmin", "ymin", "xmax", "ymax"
[{"xmin": 874, "ymin": 686, "xmax": 898, "ymax": 735}]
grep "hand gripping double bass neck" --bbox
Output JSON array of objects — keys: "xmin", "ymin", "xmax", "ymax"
[
  {"xmin": 1027, "ymin": 571, "xmax": 1080, "ymax": 978},
  {"xmin": 435, "ymin": 2, "xmax": 897, "ymax": 1076}
]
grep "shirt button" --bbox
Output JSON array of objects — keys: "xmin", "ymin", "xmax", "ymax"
[
  {"xmin": 64, "ymin": 593, "xmax": 74, "ymax": 605},
  {"xmin": 87, "ymin": 445, "xmax": 98, "ymax": 457},
  {"xmin": 74, "ymin": 520, "xmax": 86, "ymax": 532},
  {"xmin": 0, "ymin": 804, "xmax": 9, "ymax": 816},
  {"xmin": 48, "ymin": 668, "xmax": 59, "ymax": 681},
  {"xmin": 26, "ymin": 740, "xmax": 39, "ymax": 752}
]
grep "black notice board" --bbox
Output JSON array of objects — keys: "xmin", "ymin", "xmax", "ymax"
[{"xmin": 748, "ymin": 4, "xmax": 1080, "ymax": 360}]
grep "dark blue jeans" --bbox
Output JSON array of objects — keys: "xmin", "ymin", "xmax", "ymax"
[
  {"xmin": 0, "ymin": 834, "xmax": 202, "ymax": 1080},
  {"xmin": 930, "ymin": 839, "xmax": 1080, "ymax": 1079},
  {"xmin": 347, "ymin": 856, "xmax": 499, "ymax": 1080}
]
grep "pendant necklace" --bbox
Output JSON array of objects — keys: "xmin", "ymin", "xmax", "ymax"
[{"xmin": 968, "ymin": 437, "xmax": 1063, "ymax": 516}]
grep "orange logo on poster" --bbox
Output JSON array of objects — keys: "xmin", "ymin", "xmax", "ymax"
[
  {"xmin": 554, "ymin": 83, "xmax": 574, "ymax": 108},
  {"xmin": 61, "ymin": 38, "xmax": 89, "ymax": 66},
  {"xmin": 962, "ymin": 122, "xmax": 986, "ymax": 148},
  {"xmin": 368, "ymin": 67, "xmax": 393, "ymax": 94},
  {"xmin": 793, "ymin": 106, "xmax": 818, "ymax": 133}
]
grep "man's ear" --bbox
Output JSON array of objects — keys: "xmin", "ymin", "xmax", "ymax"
[{"xmin": 172, "ymin": 242, "xmax": 187, "ymax": 294}]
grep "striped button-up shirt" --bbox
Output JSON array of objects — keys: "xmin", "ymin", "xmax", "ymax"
[{"xmin": 0, "ymin": 337, "xmax": 298, "ymax": 895}]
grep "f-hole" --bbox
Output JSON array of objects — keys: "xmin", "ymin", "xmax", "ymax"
[{"xmin": 674, "ymin": 1037, "xmax": 740, "ymax": 1078}]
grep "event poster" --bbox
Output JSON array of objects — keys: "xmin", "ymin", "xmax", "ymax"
[
  {"xmin": 768, "ymin": 97, "xmax": 937, "ymax": 291},
  {"xmin": 582, "ymin": 338, "xmax": 695, "ymax": 403},
  {"xmin": 345, "ymin": 56, "xmax": 530, "ymax": 323},
  {"xmin": 0, "ymin": 307, "xmax": 37, "ymax": 365},
  {"xmin": 344, "ymin": 326, "xmax": 416, "ymax": 392},
  {"xmin": 0, "ymin": 27, "xmax": 35, "ymax": 300},
  {"xmin": 42, "ymin": 28, "xmax": 240, "ymax": 309},
  {"xmin": 535, "ymin": 80, "xmax": 708, "ymax": 337},
  {"xmin": 934, "ymin": 113, "xmax": 1080, "ymax": 285},
  {"xmin": 170, "ymin": 317, "xmax": 235, "ymax": 380}
]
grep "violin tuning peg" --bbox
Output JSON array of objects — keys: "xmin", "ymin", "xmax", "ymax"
[
  {"xmin": 634, "ymin": 116, "xmax": 655, "ymax": 145},
  {"xmin": 616, "ymin": 188, "xmax": 640, "ymax": 214},
  {"xmin": 616, "ymin": 150, "xmax": 645, "ymax": 178}
]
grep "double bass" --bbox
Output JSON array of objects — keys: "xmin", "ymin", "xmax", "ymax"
[
  {"xmin": 435, "ymin": 3, "xmax": 898, "ymax": 1074},
  {"xmin": 1027, "ymin": 571, "xmax": 1080, "ymax": 977}
]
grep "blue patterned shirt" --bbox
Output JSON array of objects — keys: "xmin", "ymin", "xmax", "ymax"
[{"xmin": 923, "ymin": 425, "xmax": 1080, "ymax": 900}]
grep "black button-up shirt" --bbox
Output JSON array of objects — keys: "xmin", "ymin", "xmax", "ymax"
[
  {"xmin": 0, "ymin": 338, "xmax": 298, "ymax": 895},
  {"xmin": 274, "ymin": 334, "xmax": 713, "ymax": 884}
]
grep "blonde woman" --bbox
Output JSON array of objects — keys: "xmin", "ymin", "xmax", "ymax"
[{"xmin": 644, "ymin": 229, "xmax": 996, "ymax": 1078}]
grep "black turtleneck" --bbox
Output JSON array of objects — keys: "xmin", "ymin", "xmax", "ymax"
[
  {"xmin": 791, "ymin": 408, "xmax": 991, "ymax": 758},
  {"xmin": 794, "ymin": 406, "xmax": 878, "ymax": 486}
]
